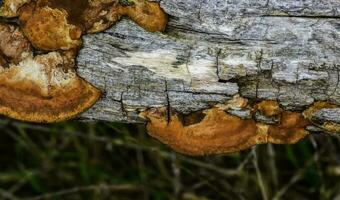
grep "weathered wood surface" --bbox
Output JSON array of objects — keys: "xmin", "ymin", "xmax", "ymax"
[{"xmin": 78, "ymin": 0, "xmax": 340, "ymax": 132}]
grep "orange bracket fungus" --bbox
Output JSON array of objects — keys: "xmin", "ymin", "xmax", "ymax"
[
  {"xmin": 0, "ymin": 0, "xmax": 168, "ymax": 122},
  {"xmin": 1, "ymin": 0, "xmax": 168, "ymax": 51},
  {"xmin": 0, "ymin": 23, "xmax": 100, "ymax": 122},
  {"xmin": 0, "ymin": 51, "xmax": 101, "ymax": 122},
  {"xmin": 141, "ymin": 107, "xmax": 267, "ymax": 155},
  {"xmin": 140, "ymin": 98, "xmax": 340, "ymax": 156},
  {"xmin": 140, "ymin": 97, "xmax": 314, "ymax": 156}
]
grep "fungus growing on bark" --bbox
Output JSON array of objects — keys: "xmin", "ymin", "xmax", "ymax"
[
  {"xmin": 15, "ymin": 0, "xmax": 167, "ymax": 51},
  {"xmin": 0, "ymin": 23, "xmax": 100, "ymax": 122},
  {"xmin": 255, "ymin": 100, "xmax": 282, "ymax": 117},
  {"xmin": 140, "ymin": 107, "xmax": 266, "ymax": 155},
  {"xmin": 303, "ymin": 101, "xmax": 337, "ymax": 120},
  {"xmin": 253, "ymin": 100, "xmax": 309, "ymax": 144},
  {"xmin": 0, "ymin": 51, "xmax": 101, "ymax": 123},
  {"xmin": 19, "ymin": 3, "xmax": 83, "ymax": 51},
  {"xmin": 18, "ymin": 0, "xmax": 123, "ymax": 50},
  {"xmin": 140, "ymin": 99, "xmax": 312, "ymax": 155},
  {"xmin": 303, "ymin": 101, "xmax": 340, "ymax": 133},
  {"xmin": 83, "ymin": 0, "xmax": 123, "ymax": 33},
  {"xmin": 267, "ymin": 112, "xmax": 310, "ymax": 144},
  {"xmin": 118, "ymin": 0, "xmax": 168, "ymax": 32},
  {"xmin": 216, "ymin": 94, "xmax": 249, "ymax": 110}
]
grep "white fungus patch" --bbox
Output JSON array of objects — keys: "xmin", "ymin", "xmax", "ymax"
[
  {"xmin": 9, "ymin": 52, "xmax": 76, "ymax": 95},
  {"xmin": 9, "ymin": 2, "xmax": 16, "ymax": 12},
  {"xmin": 14, "ymin": 57, "xmax": 50, "ymax": 94}
]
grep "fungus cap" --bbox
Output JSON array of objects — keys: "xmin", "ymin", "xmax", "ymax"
[
  {"xmin": 0, "ymin": 52, "xmax": 101, "ymax": 123},
  {"xmin": 19, "ymin": 3, "xmax": 82, "ymax": 51},
  {"xmin": 17, "ymin": 0, "xmax": 168, "ymax": 51},
  {"xmin": 141, "ymin": 107, "xmax": 267, "ymax": 156},
  {"xmin": 141, "ymin": 101, "xmax": 312, "ymax": 155},
  {"xmin": 12, "ymin": 0, "xmax": 167, "ymax": 52}
]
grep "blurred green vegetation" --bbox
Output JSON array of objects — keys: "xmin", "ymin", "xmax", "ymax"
[{"xmin": 0, "ymin": 119, "xmax": 339, "ymax": 200}]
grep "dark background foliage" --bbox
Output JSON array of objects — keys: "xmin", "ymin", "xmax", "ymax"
[{"xmin": 0, "ymin": 120, "xmax": 339, "ymax": 200}]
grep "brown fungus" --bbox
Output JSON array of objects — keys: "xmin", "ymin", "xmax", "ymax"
[
  {"xmin": 19, "ymin": 3, "xmax": 83, "ymax": 51},
  {"xmin": 215, "ymin": 94, "xmax": 249, "ymax": 110},
  {"xmin": 140, "ymin": 99, "xmax": 312, "ymax": 156},
  {"xmin": 140, "ymin": 107, "xmax": 267, "ymax": 156},
  {"xmin": 17, "ymin": 0, "xmax": 167, "ymax": 51},
  {"xmin": 267, "ymin": 112, "xmax": 310, "ymax": 144},
  {"xmin": 83, "ymin": 0, "xmax": 123, "ymax": 33},
  {"xmin": 254, "ymin": 100, "xmax": 282, "ymax": 117},
  {"xmin": 0, "ymin": 51, "xmax": 101, "ymax": 123},
  {"xmin": 0, "ymin": 23, "xmax": 101, "ymax": 122}
]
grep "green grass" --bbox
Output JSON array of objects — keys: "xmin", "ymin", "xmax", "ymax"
[{"xmin": 0, "ymin": 120, "xmax": 339, "ymax": 200}]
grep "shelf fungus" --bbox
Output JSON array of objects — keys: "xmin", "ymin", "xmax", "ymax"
[
  {"xmin": 0, "ymin": 51, "xmax": 101, "ymax": 122},
  {"xmin": 0, "ymin": 0, "xmax": 168, "ymax": 51},
  {"xmin": 0, "ymin": 0, "xmax": 168, "ymax": 122},
  {"xmin": 140, "ymin": 98, "xmax": 311, "ymax": 156},
  {"xmin": 0, "ymin": 23, "xmax": 101, "ymax": 122}
]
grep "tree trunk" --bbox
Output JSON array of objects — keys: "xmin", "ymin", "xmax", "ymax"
[{"xmin": 76, "ymin": 0, "xmax": 340, "ymax": 154}]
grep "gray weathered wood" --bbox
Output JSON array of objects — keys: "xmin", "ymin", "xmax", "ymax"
[{"xmin": 77, "ymin": 0, "xmax": 340, "ymax": 132}]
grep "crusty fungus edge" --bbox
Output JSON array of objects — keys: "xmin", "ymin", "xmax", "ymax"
[{"xmin": 140, "ymin": 96, "xmax": 339, "ymax": 156}]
